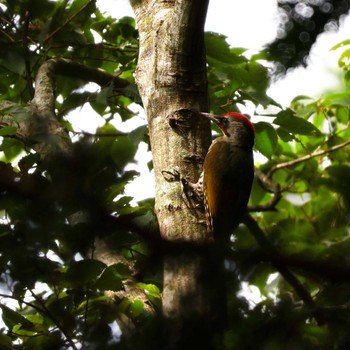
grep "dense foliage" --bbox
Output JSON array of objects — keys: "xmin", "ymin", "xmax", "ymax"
[{"xmin": 1, "ymin": 0, "xmax": 350, "ymax": 349}]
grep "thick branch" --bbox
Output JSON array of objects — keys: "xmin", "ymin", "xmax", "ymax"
[
  {"xmin": 29, "ymin": 59, "xmax": 71, "ymax": 155},
  {"xmin": 4, "ymin": 58, "xmax": 132, "ymax": 156},
  {"xmin": 52, "ymin": 58, "xmax": 130, "ymax": 89}
]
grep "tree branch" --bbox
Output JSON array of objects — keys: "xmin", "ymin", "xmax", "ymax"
[
  {"xmin": 250, "ymin": 139, "xmax": 350, "ymax": 212},
  {"xmin": 52, "ymin": 58, "xmax": 130, "ymax": 90},
  {"xmin": 27, "ymin": 57, "xmax": 135, "ymax": 156},
  {"xmin": 243, "ymin": 214, "xmax": 324, "ymax": 323},
  {"xmin": 268, "ymin": 138, "xmax": 350, "ymax": 176},
  {"xmin": 29, "ymin": 59, "xmax": 71, "ymax": 155},
  {"xmin": 248, "ymin": 169, "xmax": 282, "ymax": 212}
]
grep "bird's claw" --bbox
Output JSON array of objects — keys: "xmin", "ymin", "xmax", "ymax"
[{"xmin": 161, "ymin": 167, "xmax": 181, "ymax": 182}]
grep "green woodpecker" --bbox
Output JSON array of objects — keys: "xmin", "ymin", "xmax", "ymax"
[{"xmin": 200, "ymin": 112, "xmax": 255, "ymax": 242}]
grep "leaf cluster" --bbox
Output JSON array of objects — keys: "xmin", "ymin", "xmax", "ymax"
[
  {"xmin": 0, "ymin": 1, "xmax": 160, "ymax": 348},
  {"xmin": 0, "ymin": 128, "xmax": 159, "ymax": 349},
  {"xmin": 0, "ymin": 0, "xmax": 139, "ymax": 121},
  {"xmin": 205, "ymin": 32, "xmax": 275, "ymax": 113}
]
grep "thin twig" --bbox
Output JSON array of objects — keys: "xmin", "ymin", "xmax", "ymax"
[
  {"xmin": 268, "ymin": 139, "xmax": 350, "ymax": 176},
  {"xmin": 0, "ymin": 293, "xmax": 45, "ymax": 313},
  {"xmin": 28, "ymin": 289, "xmax": 79, "ymax": 350},
  {"xmin": 22, "ymin": 10, "xmax": 35, "ymax": 98},
  {"xmin": 44, "ymin": 0, "xmax": 95, "ymax": 43},
  {"xmin": 1, "ymin": 290, "xmax": 78, "ymax": 348},
  {"xmin": 0, "ymin": 27, "xmax": 15, "ymax": 42},
  {"xmin": 73, "ymin": 130, "xmax": 128, "ymax": 137},
  {"xmin": 250, "ymin": 137, "xmax": 350, "ymax": 212}
]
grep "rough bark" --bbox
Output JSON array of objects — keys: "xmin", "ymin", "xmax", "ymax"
[
  {"xmin": 131, "ymin": 0, "xmax": 223, "ymax": 347},
  {"xmin": 28, "ymin": 59, "xmax": 72, "ymax": 156}
]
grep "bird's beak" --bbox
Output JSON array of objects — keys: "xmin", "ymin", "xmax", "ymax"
[{"xmin": 199, "ymin": 112, "xmax": 222, "ymax": 125}]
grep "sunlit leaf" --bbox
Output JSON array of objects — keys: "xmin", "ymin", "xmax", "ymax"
[
  {"xmin": 205, "ymin": 32, "xmax": 246, "ymax": 64},
  {"xmin": 274, "ymin": 109, "xmax": 321, "ymax": 136},
  {"xmin": 331, "ymin": 39, "xmax": 350, "ymax": 51},
  {"xmin": 129, "ymin": 300, "xmax": 144, "ymax": 318},
  {"xmin": 254, "ymin": 121, "xmax": 278, "ymax": 158}
]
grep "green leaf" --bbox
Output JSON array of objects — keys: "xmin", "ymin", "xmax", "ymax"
[
  {"xmin": 205, "ymin": 32, "xmax": 246, "ymax": 64},
  {"xmin": 276, "ymin": 127, "xmax": 294, "ymax": 142},
  {"xmin": 111, "ymin": 136, "xmax": 137, "ymax": 169},
  {"xmin": 0, "ymin": 52, "xmax": 25, "ymax": 76},
  {"xmin": 240, "ymin": 91, "xmax": 277, "ymax": 108},
  {"xmin": 274, "ymin": 110, "xmax": 321, "ymax": 136},
  {"xmin": 324, "ymin": 165, "xmax": 350, "ymax": 190},
  {"xmin": 95, "ymin": 263, "xmax": 131, "ymax": 291},
  {"xmin": 330, "ymin": 39, "xmax": 350, "ymax": 51},
  {"xmin": 337, "ymin": 106, "xmax": 349, "ymax": 123},
  {"xmin": 0, "ymin": 305, "xmax": 28, "ymax": 330},
  {"xmin": 90, "ymin": 101, "xmax": 107, "ymax": 115},
  {"xmin": 65, "ymin": 259, "xmax": 106, "ymax": 286},
  {"xmin": 59, "ymin": 91, "xmax": 95, "ymax": 117},
  {"xmin": 290, "ymin": 95, "xmax": 313, "ymax": 106},
  {"xmin": 12, "ymin": 324, "xmax": 36, "ymax": 337},
  {"xmin": 344, "ymin": 70, "xmax": 350, "ymax": 87},
  {"xmin": 0, "ymin": 126, "xmax": 17, "ymax": 136},
  {"xmin": 67, "ymin": 0, "xmax": 95, "ymax": 16},
  {"xmin": 338, "ymin": 49, "xmax": 350, "ymax": 69},
  {"xmin": 96, "ymin": 83, "xmax": 114, "ymax": 105},
  {"xmin": 0, "ymin": 138, "xmax": 25, "ymax": 161},
  {"xmin": 3, "ymin": 105, "xmax": 31, "ymax": 122},
  {"xmin": 128, "ymin": 125, "xmax": 148, "ymax": 145},
  {"xmin": 0, "ymin": 331, "xmax": 12, "ymax": 349},
  {"xmin": 254, "ymin": 122, "xmax": 278, "ymax": 158},
  {"xmin": 18, "ymin": 153, "xmax": 41, "ymax": 173},
  {"xmin": 321, "ymin": 91, "xmax": 350, "ymax": 105},
  {"xmin": 129, "ymin": 300, "xmax": 144, "ymax": 318},
  {"xmin": 95, "ymin": 270, "xmax": 123, "ymax": 291},
  {"xmin": 135, "ymin": 283, "xmax": 161, "ymax": 299},
  {"xmin": 26, "ymin": 314, "xmax": 44, "ymax": 325}
]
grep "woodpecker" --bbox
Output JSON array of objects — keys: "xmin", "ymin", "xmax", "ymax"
[{"xmin": 200, "ymin": 112, "xmax": 255, "ymax": 242}]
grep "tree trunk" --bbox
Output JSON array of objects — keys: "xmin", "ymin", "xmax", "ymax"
[
  {"xmin": 131, "ymin": 0, "xmax": 224, "ymax": 347},
  {"xmin": 131, "ymin": 0, "xmax": 210, "ymax": 240}
]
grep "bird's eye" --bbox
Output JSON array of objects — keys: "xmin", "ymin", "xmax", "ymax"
[
  {"xmin": 222, "ymin": 118, "xmax": 229, "ymax": 128},
  {"xmin": 219, "ymin": 118, "xmax": 230, "ymax": 131}
]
